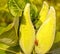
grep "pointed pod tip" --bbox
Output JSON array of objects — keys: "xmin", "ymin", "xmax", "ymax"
[
  {"xmin": 26, "ymin": 3, "xmax": 30, "ymax": 8},
  {"xmin": 43, "ymin": 1, "xmax": 49, "ymax": 7},
  {"xmin": 49, "ymin": 6, "xmax": 56, "ymax": 15},
  {"xmin": 47, "ymin": 6, "xmax": 56, "ymax": 20},
  {"xmin": 50, "ymin": 6, "xmax": 55, "ymax": 13},
  {"xmin": 24, "ymin": 3, "xmax": 30, "ymax": 14},
  {"xmin": 24, "ymin": 3, "xmax": 30, "ymax": 18}
]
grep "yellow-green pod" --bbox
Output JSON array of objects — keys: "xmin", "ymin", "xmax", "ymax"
[
  {"xmin": 40, "ymin": 1, "xmax": 49, "ymax": 22},
  {"xmin": 19, "ymin": 3, "xmax": 35, "ymax": 54},
  {"xmin": 35, "ymin": 7, "xmax": 56, "ymax": 54},
  {"xmin": 35, "ymin": 1, "xmax": 49, "ymax": 29}
]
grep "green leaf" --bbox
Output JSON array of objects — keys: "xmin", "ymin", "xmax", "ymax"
[
  {"xmin": 0, "ymin": 10, "xmax": 14, "ymax": 35},
  {"xmin": 30, "ymin": 4, "xmax": 38, "ymax": 24},
  {"xmin": 0, "ymin": 11, "xmax": 18, "ymax": 46},
  {"xmin": 29, "ymin": 0, "xmax": 43, "ymax": 12},
  {"xmin": 8, "ymin": 0, "xmax": 29, "ymax": 17},
  {"xmin": 0, "ymin": 43, "xmax": 20, "ymax": 54},
  {"xmin": 0, "ymin": 43, "xmax": 14, "ymax": 54},
  {"xmin": 0, "ymin": 28, "xmax": 17, "ymax": 46},
  {"xmin": 0, "ymin": 0, "xmax": 9, "ymax": 13},
  {"xmin": 54, "ymin": 32, "xmax": 60, "ymax": 43},
  {"xmin": 0, "ymin": 43, "xmax": 9, "ymax": 51},
  {"xmin": 48, "ymin": 42, "xmax": 60, "ymax": 54},
  {"xmin": 30, "ymin": 0, "xmax": 43, "ymax": 6},
  {"xmin": 0, "ymin": 50, "xmax": 7, "ymax": 54},
  {"xmin": 0, "ymin": 0, "xmax": 8, "ymax": 8},
  {"xmin": 8, "ymin": 0, "xmax": 22, "ymax": 17},
  {"xmin": 49, "ymin": 32, "xmax": 60, "ymax": 54},
  {"xmin": 13, "ymin": 0, "xmax": 28, "ymax": 10}
]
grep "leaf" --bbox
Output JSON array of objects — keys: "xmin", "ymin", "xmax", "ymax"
[
  {"xmin": 54, "ymin": 31, "xmax": 60, "ymax": 43},
  {"xmin": 48, "ymin": 32, "xmax": 60, "ymax": 54},
  {"xmin": 0, "ymin": 43, "xmax": 15, "ymax": 54},
  {"xmin": 0, "ymin": 50, "xmax": 7, "ymax": 54},
  {"xmin": 8, "ymin": 0, "xmax": 30, "ymax": 17},
  {"xmin": 0, "ymin": 28, "xmax": 17, "ymax": 46},
  {"xmin": 0, "ymin": 42, "xmax": 21, "ymax": 54},
  {"xmin": 0, "ymin": 10, "xmax": 13, "ymax": 35},
  {"xmin": 0, "ymin": 0, "xmax": 8, "ymax": 8},
  {"xmin": 30, "ymin": 4, "xmax": 38, "ymax": 22},
  {"xmin": 13, "ymin": 0, "xmax": 28, "ymax": 10},
  {"xmin": 50, "ymin": 48, "xmax": 60, "ymax": 54},
  {"xmin": 35, "ymin": 6, "xmax": 56, "ymax": 54},
  {"xmin": 0, "ymin": 11, "xmax": 18, "ymax": 46},
  {"xmin": 48, "ymin": 42, "xmax": 60, "ymax": 54},
  {"xmin": 0, "ymin": 43, "xmax": 9, "ymax": 51},
  {"xmin": 19, "ymin": 3, "xmax": 35, "ymax": 54},
  {"xmin": 30, "ymin": 0, "xmax": 43, "ymax": 6},
  {"xmin": 8, "ymin": 0, "xmax": 39, "ymax": 19},
  {"xmin": 30, "ymin": 0, "xmax": 44, "ymax": 12},
  {"xmin": 8, "ymin": 0, "xmax": 22, "ymax": 17}
]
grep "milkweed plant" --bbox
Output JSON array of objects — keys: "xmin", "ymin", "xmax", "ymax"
[{"xmin": 0, "ymin": 0, "xmax": 57, "ymax": 54}]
